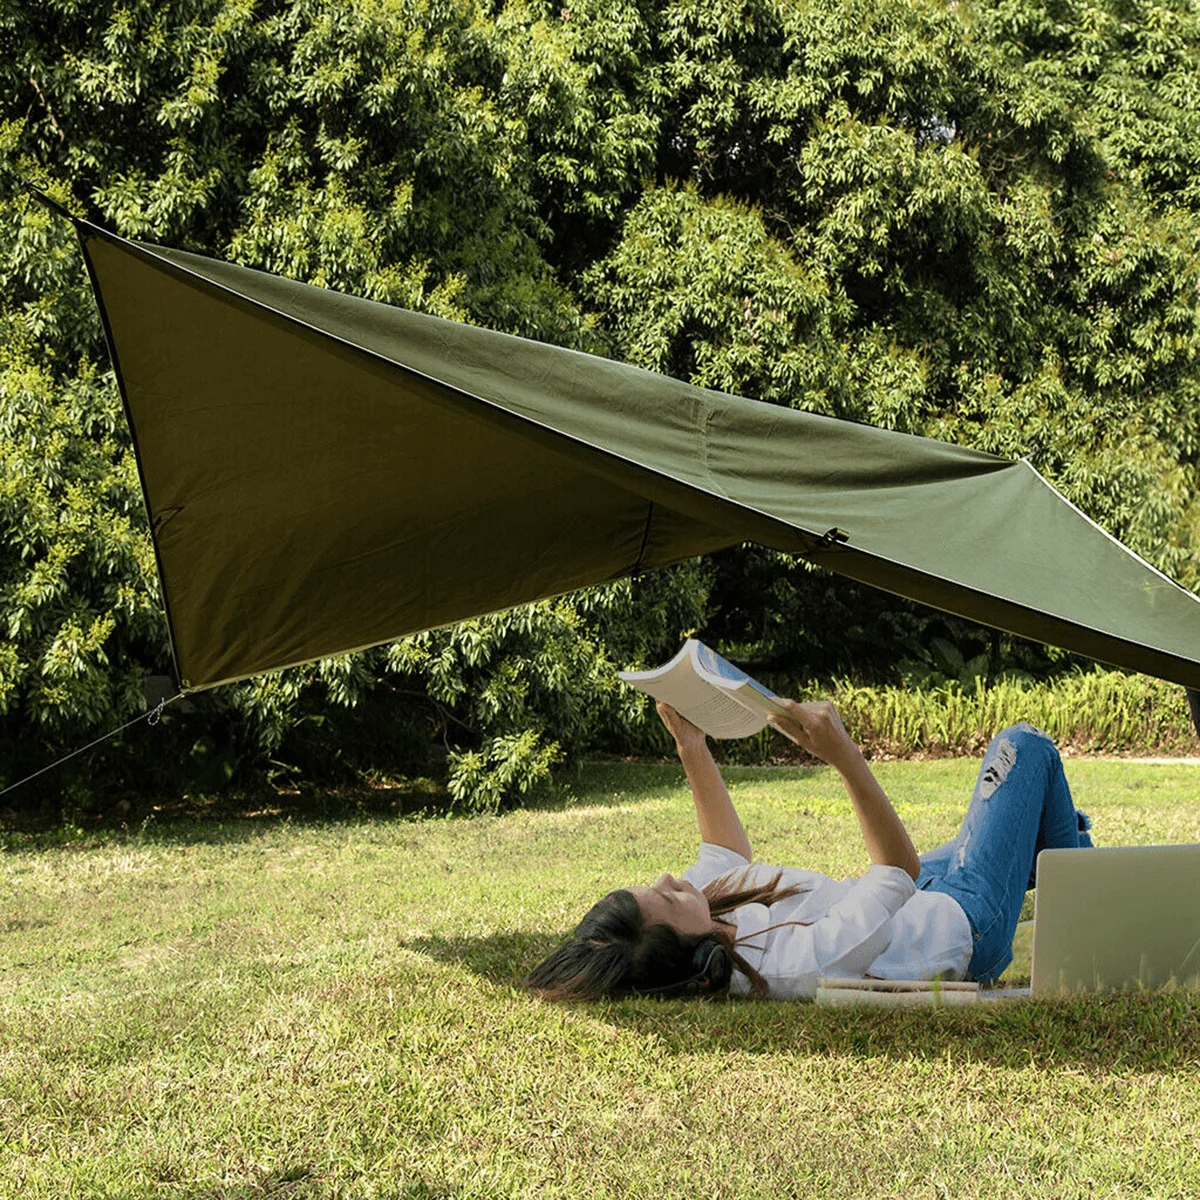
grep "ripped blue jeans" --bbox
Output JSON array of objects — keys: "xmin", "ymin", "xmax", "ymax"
[{"xmin": 916, "ymin": 723, "xmax": 1093, "ymax": 983}]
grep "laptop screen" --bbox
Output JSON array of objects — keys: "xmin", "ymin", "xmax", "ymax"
[{"xmin": 1031, "ymin": 845, "xmax": 1200, "ymax": 995}]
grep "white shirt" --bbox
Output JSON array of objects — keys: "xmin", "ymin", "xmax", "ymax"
[{"xmin": 681, "ymin": 843, "xmax": 973, "ymax": 999}]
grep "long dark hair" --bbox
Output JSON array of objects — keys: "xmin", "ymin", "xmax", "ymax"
[{"xmin": 523, "ymin": 869, "xmax": 810, "ymax": 1001}]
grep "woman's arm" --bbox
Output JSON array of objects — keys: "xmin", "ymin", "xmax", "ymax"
[
  {"xmin": 768, "ymin": 700, "xmax": 921, "ymax": 880},
  {"xmin": 658, "ymin": 702, "xmax": 752, "ymax": 861}
]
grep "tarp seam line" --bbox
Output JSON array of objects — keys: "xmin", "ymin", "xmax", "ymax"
[
  {"xmin": 84, "ymin": 224, "xmax": 1010, "ymax": 560},
  {"xmin": 631, "ymin": 501, "xmax": 656, "ymax": 577},
  {"xmin": 76, "ymin": 220, "xmax": 948, "ymax": 555}
]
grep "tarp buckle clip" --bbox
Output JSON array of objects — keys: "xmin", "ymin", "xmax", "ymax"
[{"xmin": 816, "ymin": 527, "xmax": 850, "ymax": 550}]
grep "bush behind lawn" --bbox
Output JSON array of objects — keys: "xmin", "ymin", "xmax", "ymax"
[
  {"xmin": 2, "ymin": 758, "xmax": 1199, "ymax": 1198},
  {"xmin": 3, "ymin": 668, "xmax": 1194, "ymax": 831},
  {"xmin": 715, "ymin": 670, "xmax": 1199, "ymax": 767}
]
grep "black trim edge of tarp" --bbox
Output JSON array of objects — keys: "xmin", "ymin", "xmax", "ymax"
[
  {"xmin": 75, "ymin": 227, "xmax": 187, "ymax": 691},
  {"xmin": 75, "ymin": 219, "xmax": 1200, "ymax": 693}
]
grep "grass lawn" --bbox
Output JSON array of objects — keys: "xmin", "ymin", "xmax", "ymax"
[{"xmin": 2, "ymin": 757, "xmax": 1199, "ymax": 1199}]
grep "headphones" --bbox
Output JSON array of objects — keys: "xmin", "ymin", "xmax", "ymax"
[{"xmin": 634, "ymin": 937, "xmax": 733, "ymax": 998}]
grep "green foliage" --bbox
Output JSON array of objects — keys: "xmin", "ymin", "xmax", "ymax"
[
  {"xmin": 2, "ymin": 0, "xmax": 1200, "ymax": 810},
  {"xmin": 0, "ymin": 172, "xmax": 166, "ymax": 792},
  {"xmin": 0, "ymin": 0, "xmax": 681, "ymax": 809},
  {"xmin": 585, "ymin": 0, "xmax": 1200, "ymax": 668},
  {"xmin": 709, "ymin": 668, "xmax": 1198, "ymax": 763},
  {"xmin": 582, "ymin": 185, "xmax": 841, "ymax": 404}
]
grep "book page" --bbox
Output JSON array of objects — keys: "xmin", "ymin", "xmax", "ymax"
[{"xmin": 618, "ymin": 654, "xmax": 766, "ymax": 739}]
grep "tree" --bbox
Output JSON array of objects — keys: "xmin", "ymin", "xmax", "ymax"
[
  {"xmin": 1, "ymin": 0, "xmax": 1198, "ymax": 810},
  {"xmin": 0, "ymin": 0, "xmax": 698, "ymax": 808},
  {"xmin": 585, "ymin": 0, "xmax": 1200, "ymax": 672}
]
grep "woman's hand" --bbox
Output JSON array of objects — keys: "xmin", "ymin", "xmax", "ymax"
[
  {"xmin": 656, "ymin": 701, "xmax": 708, "ymax": 756},
  {"xmin": 771, "ymin": 699, "xmax": 918, "ymax": 877},
  {"xmin": 768, "ymin": 700, "xmax": 860, "ymax": 771}
]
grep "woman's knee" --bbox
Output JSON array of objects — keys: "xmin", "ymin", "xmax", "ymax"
[
  {"xmin": 998, "ymin": 722, "xmax": 1060, "ymax": 760},
  {"xmin": 975, "ymin": 724, "xmax": 1059, "ymax": 800}
]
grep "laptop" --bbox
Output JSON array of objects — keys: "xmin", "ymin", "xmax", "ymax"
[{"xmin": 1030, "ymin": 845, "xmax": 1200, "ymax": 996}]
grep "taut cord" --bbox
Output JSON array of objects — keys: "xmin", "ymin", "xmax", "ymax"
[{"xmin": 0, "ymin": 693, "xmax": 184, "ymax": 799}]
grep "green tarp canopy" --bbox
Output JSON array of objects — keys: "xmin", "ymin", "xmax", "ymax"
[{"xmin": 72, "ymin": 218, "xmax": 1200, "ymax": 693}]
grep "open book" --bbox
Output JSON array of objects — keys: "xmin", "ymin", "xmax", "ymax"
[{"xmin": 618, "ymin": 639, "xmax": 788, "ymax": 739}]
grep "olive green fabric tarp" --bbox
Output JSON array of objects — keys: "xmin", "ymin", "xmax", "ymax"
[{"xmin": 75, "ymin": 220, "xmax": 1200, "ymax": 692}]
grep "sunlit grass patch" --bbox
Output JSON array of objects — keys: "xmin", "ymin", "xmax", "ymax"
[{"xmin": 2, "ymin": 759, "xmax": 1199, "ymax": 1198}]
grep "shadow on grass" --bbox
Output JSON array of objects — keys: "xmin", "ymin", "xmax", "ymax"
[
  {"xmin": 0, "ymin": 779, "xmax": 458, "ymax": 850},
  {"xmin": 599, "ymin": 987, "xmax": 1200, "ymax": 1074},
  {"xmin": 410, "ymin": 929, "xmax": 551, "ymax": 987},
  {"xmin": 1, "ymin": 761, "xmax": 824, "ymax": 851},
  {"xmin": 412, "ymin": 930, "xmax": 1200, "ymax": 1075}
]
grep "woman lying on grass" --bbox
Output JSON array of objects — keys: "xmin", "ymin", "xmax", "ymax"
[{"xmin": 525, "ymin": 699, "xmax": 1093, "ymax": 1000}]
